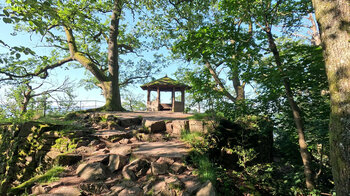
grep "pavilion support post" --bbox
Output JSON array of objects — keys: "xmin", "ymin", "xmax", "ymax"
[
  {"xmin": 157, "ymin": 87, "xmax": 160, "ymax": 111},
  {"xmin": 181, "ymin": 89, "xmax": 185, "ymax": 112},
  {"xmin": 147, "ymin": 89, "xmax": 150, "ymax": 111},
  {"xmin": 147, "ymin": 89, "xmax": 150, "ymax": 102},
  {"xmin": 172, "ymin": 87, "xmax": 175, "ymax": 112}
]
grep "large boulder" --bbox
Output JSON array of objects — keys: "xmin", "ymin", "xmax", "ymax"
[
  {"xmin": 50, "ymin": 186, "xmax": 82, "ymax": 196},
  {"xmin": 118, "ymin": 187, "xmax": 144, "ymax": 196},
  {"xmin": 108, "ymin": 121, "xmax": 122, "ymax": 130},
  {"xmin": 144, "ymin": 120, "xmax": 166, "ymax": 133},
  {"xmin": 106, "ymin": 114, "xmax": 118, "ymax": 122},
  {"xmin": 31, "ymin": 184, "xmax": 51, "ymax": 195},
  {"xmin": 122, "ymin": 167, "xmax": 137, "ymax": 181},
  {"xmin": 151, "ymin": 181, "xmax": 173, "ymax": 196},
  {"xmin": 122, "ymin": 159, "xmax": 150, "ymax": 180},
  {"xmin": 109, "ymin": 181, "xmax": 138, "ymax": 196},
  {"xmin": 165, "ymin": 121, "xmax": 173, "ymax": 134},
  {"xmin": 170, "ymin": 162, "xmax": 186, "ymax": 174},
  {"xmin": 196, "ymin": 181, "xmax": 216, "ymax": 196},
  {"xmin": 55, "ymin": 154, "xmax": 82, "ymax": 166},
  {"xmin": 79, "ymin": 182, "xmax": 109, "ymax": 195},
  {"xmin": 172, "ymin": 120, "xmax": 189, "ymax": 136},
  {"xmin": 108, "ymin": 154, "xmax": 129, "ymax": 172},
  {"xmin": 150, "ymin": 177, "xmax": 184, "ymax": 196},
  {"xmin": 76, "ymin": 162, "xmax": 107, "ymax": 181},
  {"xmin": 165, "ymin": 176, "xmax": 185, "ymax": 190},
  {"xmin": 151, "ymin": 162, "xmax": 168, "ymax": 175},
  {"xmin": 208, "ymin": 117, "xmax": 273, "ymax": 167},
  {"xmin": 189, "ymin": 120, "xmax": 206, "ymax": 133},
  {"xmin": 85, "ymin": 154, "xmax": 109, "ymax": 164},
  {"xmin": 156, "ymin": 157, "xmax": 175, "ymax": 165},
  {"xmin": 120, "ymin": 117, "xmax": 142, "ymax": 128},
  {"xmin": 109, "ymin": 145, "xmax": 132, "ymax": 156},
  {"xmin": 93, "ymin": 130, "xmax": 133, "ymax": 141}
]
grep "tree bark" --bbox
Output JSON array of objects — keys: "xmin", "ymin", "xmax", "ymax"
[
  {"xmin": 312, "ymin": 0, "xmax": 350, "ymax": 195},
  {"xmin": 105, "ymin": 0, "xmax": 124, "ymax": 111},
  {"xmin": 265, "ymin": 28, "xmax": 315, "ymax": 190}
]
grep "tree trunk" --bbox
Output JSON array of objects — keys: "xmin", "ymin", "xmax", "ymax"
[
  {"xmin": 312, "ymin": 1, "xmax": 350, "ymax": 195},
  {"xmin": 266, "ymin": 29, "xmax": 315, "ymax": 190},
  {"xmin": 232, "ymin": 71, "xmax": 245, "ymax": 101},
  {"xmin": 63, "ymin": 3, "xmax": 125, "ymax": 111},
  {"xmin": 20, "ymin": 86, "xmax": 32, "ymax": 115},
  {"xmin": 105, "ymin": 0, "xmax": 124, "ymax": 111}
]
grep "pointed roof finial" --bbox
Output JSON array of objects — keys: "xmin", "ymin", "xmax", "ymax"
[{"xmin": 165, "ymin": 74, "xmax": 168, "ymax": 77}]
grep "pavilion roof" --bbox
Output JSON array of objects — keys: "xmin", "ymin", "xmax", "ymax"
[{"xmin": 140, "ymin": 76, "xmax": 190, "ymax": 91}]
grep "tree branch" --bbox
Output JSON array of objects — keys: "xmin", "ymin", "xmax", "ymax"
[
  {"xmin": 205, "ymin": 61, "xmax": 236, "ymax": 102},
  {"xmin": 0, "ymin": 57, "xmax": 73, "ymax": 81},
  {"xmin": 119, "ymin": 75, "xmax": 150, "ymax": 87},
  {"xmin": 63, "ymin": 26, "xmax": 108, "ymax": 82}
]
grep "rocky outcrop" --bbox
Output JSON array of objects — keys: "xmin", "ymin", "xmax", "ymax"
[
  {"xmin": 0, "ymin": 122, "xmax": 94, "ymax": 194},
  {"xmin": 5, "ymin": 112, "xmax": 220, "ymax": 196}
]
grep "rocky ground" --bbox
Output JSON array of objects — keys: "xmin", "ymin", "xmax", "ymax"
[{"xmin": 31, "ymin": 112, "xmax": 216, "ymax": 196}]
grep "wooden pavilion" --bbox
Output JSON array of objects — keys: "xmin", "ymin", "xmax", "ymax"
[{"xmin": 140, "ymin": 76, "xmax": 191, "ymax": 112}]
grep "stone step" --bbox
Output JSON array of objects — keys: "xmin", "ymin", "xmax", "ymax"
[
  {"xmin": 92, "ymin": 130, "xmax": 133, "ymax": 141},
  {"xmin": 131, "ymin": 141, "xmax": 189, "ymax": 161}
]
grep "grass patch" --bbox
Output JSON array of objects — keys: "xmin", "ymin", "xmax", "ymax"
[
  {"xmin": 10, "ymin": 165, "xmax": 65, "ymax": 194},
  {"xmin": 181, "ymin": 131, "xmax": 216, "ymax": 183},
  {"xmin": 186, "ymin": 150, "xmax": 217, "ymax": 183},
  {"xmin": 181, "ymin": 130, "xmax": 205, "ymax": 147}
]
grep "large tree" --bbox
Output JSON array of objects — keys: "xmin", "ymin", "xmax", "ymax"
[
  {"xmin": 3, "ymin": 0, "xmax": 161, "ymax": 111},
  {"xmin": 311, "ymin": 0, "xmax": 350, "ymax": 195},
  {"xmin": 219, "ymin": 0, "xmax": 316, "ymax": 189}
]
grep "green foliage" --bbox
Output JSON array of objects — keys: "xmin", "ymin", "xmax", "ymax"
[
  {"xmin": 52, "ymin": 137, "xmax": 77, "ymax": 153},
  {"xmin": 121, "ymin": 90, "xmax": 146, "ymax": 111},
  {"xmin": 187, "ymin": 112, "xmax": 214, "ymax": 120},
  {"xmin": 3, "ymin": 0, "xmax": 167, "ymax": 99}
]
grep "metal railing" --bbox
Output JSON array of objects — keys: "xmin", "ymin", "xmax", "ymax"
[{"xmin": 31, "ymin": 100, "xmax": 105, "ymax": 116}]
